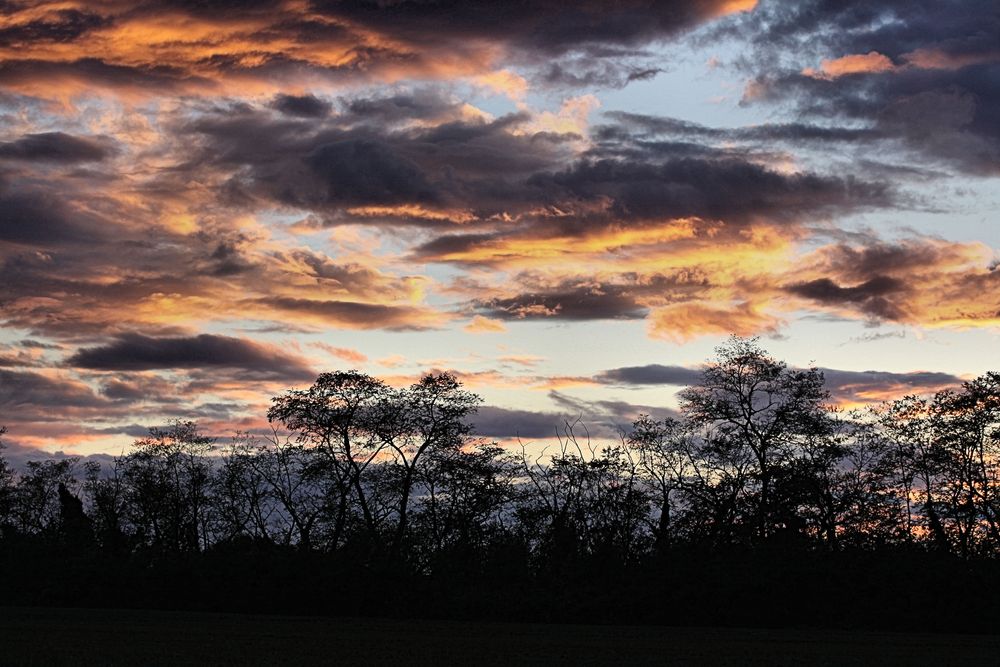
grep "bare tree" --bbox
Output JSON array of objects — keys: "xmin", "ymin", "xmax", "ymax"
[
  {"xmin": 0, "ymin": 427, "xmax": 12, "ymax": 532},
  {"xmin": 374, "ymin": 373, "xmax": 482, "ymax": 553},
  {"xmin": 121, "ymin": 421, "xmax": 216, "ymax": 553},
  {"xmin": 679, "ymin": 336, "xmax": 831, "ymax": 540},
  {"xmin": 629, "ymin": 416, "xmax": 693, "ymax": 551},
  {"xmin": 269, "ymin": 371, "xmax": 390, "ymax": 539}
]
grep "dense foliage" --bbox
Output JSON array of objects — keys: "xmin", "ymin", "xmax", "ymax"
[{"xmin": 3, "ymin": 337, "xmax": 1000, "ymax": 630}]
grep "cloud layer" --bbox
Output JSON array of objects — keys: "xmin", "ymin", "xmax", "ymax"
[{"xmin": 0, "ymin": 0, "xmax": 996, "ymax": 456}]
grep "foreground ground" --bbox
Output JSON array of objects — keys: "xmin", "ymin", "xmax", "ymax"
[{"xmin": 0, "ymin": 607, "xmax": 997, "ymax": 666}]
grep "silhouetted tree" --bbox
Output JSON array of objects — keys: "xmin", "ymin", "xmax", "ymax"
[
  {"xmin": 875, "ymin": 395, "xmax": 952, "ymax": 551},
  {"xmin": 250, "ymin": 430, "xmax": 347, "ymax": 550},
  {"xmin": 57, "ymin": 481, "xmax": 93, "ymax": 550},
  {"xmin": 121, "ymin": 421, "xmax": 215, "ymax": 554},
  {"xmin": 629, "ymin": 415, "xmax": 692, "ymax": 551},
  {"xmin": 11, "ymin": 458, "xmax": 79, "ymax": 536},
  {"xmin": 6, "ymin": 349, "xmax": 1000, "ymax": 630},
  {"xmin": 269, "ymin": 371, "xmax": 390, "ymax": 541},
  {"xmin": 931, "ymin": 373, "xmax": 1000, "ymax": 554},
  {"xmin": 374, "ymin": 373, "xmax": 482, "ymax": 554},
  {"xmin": 517, "ymin": 424, "xmax": 649, "ymax": 565},
  {"xmin": 412, "ymin": 442, "xmax": 517, "ymax": 569},
  {"xmin": 84, "ymin": 459, "xmax": 129, "ymax": 555},
  {"xmin": 679, "ymin": 336, "xmax": 831, "ymax": 540},
  {"xmin": 215, "ymin": 433, "xmax": 279, "ymax": 545},
  {"xmin": 0, "ymin": 427, "xmax": 13, "ymax": 533}
]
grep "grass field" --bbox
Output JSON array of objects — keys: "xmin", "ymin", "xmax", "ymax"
[{"xmin": 0, "ymin": 606, "xmax": 997, "ymax": 666}]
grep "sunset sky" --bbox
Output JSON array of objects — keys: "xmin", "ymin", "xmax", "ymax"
[{"xmin": 1, "ymin": 0, "xmax": 999, "ymax": 460}]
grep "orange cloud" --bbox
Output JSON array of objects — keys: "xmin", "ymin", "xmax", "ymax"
[
  {"xmin": 310, "ymin": 343, "xmax": 368, "ymax": 365},
  {"xmin": 782, "ymin": 238, "xmax": 1000, "ymax": 330},
  {"xmin": 647, "ymin": 301, "xmax": 782, "ymax": 343},
  {"xmin": 803, "ymin": 51, "xmax": 896, "ymax": 79},
  {"xmin": 474, "ymin": 69, "xmax": 529, "ymax": 101},
  {"xmin": 0, "ymin": 1, "xmax": 749, "ymax": 103},
  {"xmin": 464, "ymin": 316, "xmax": 508, "ymax": 334},
  {"xmin": 901, "ymin": 47, "xmax": 1000, "ymax": 71},
  {"xmin": 714, "ymin": 0, "xmax": 758, "ymax": 16},
  {"xmin": 498, "ymin": 354, "xmax": 545, "ymax": 367}
]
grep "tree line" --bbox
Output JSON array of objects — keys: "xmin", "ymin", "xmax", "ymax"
[{"xmin": 2, "ymin": 336, "xmax": 1000, "ymax": 629}]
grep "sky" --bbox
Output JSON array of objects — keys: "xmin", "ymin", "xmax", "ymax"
[{"xmin": 1, "ymin": 0, "xmax": 999, "ymax": 459}]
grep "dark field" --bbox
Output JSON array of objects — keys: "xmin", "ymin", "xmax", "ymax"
[{"xmin": 0, "ymin": 607, "xmax": 997, "ymax": 666}]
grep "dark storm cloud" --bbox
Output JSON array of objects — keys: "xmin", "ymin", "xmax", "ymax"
[
  {"xmin": 253, "ymin": 297, "xmax": 439, "ymax": 330},
  {"xmin": 318, "ymin": 0, "xmax": 751, "ymax": 58},
  {"xmin": 470, "ymin": 393, "xmax": 679, "ymax": 440},
  {"xmin": 470, "ymin": 271, "xmax": 713, "ymax": 322},
  {"xmin": 530, "ymin": 156, "xmax": 890, "ymax": 223},
  {"xmin": 821, "ymin": 369, "xmax": 961, "ymax": 393},
  {"xmin": 810, "ymin": 243, "xmax": 952, "ymax": 282},
  {"xmin": 539, "ymin": 60, "xmax": 665, "ymax": 89},
  {"xmin": 411, "ymin": 233, "xmax": 498, "ymax": 259},
  {"xmin": 785, "ymin": 276, "xmax": 906, "ymax": 320},
  {"xmin": 67, "ymin": 333, "xmax": 313, "ymax": 380},
  {"xmin": 744, "ymin": 0, "xmax": 998, "ymax": 63},
  {"xmin": 548, "ymin": 390, "xmax": 680, "ymax": 428},
  {"xmin": 821, "ymin": 368, "xmax": 962, "ymax": 404},
  {"xmin": 596, "ymin": 364, "xmax": 702, "ymax": 386},
  {"xmin": 0, "ymin": 57, "xmax": 214, "ymax": 93},
  {"xmin": 0, "ymin": 185, "xmax": 103, "ymax": 245},
  {"xmin": 341, "ymin": 89, "xmax": 458, "ymax": 124},
  {"xmin": 469, "ymin": 406, "xmax": 573, "ymax": 439},
  {"xmin": 182, "ymin": 99, "xmax": 572, "ymax": 218},
  {"xmin": 302, "ymin": 139, "xmax": 438, "ymax": 206},
  {"xmin": 93, "ymin": 423, "xmax": 152, "ymax": 439},
  {"xmin": 269, "ymin": 93, "xmax": 332, "ymax": 118},
  {"xmin": 174, "ymin": 89, "xmax": 894, "ymax": 243},
  {"xmin": 0, "ymin": 8, "xmax": 110, "ymax": 47},
  {"xmin": 99, "ymin": 375, "xmax": 180, "ymax": 404},
  {"xmin": 174, "ymin": 92, "xmax": 894, "ymax": 269},
  {"xmin": 0, "ymin": 369, "xmax": 109, "ymax": 411},
  {"xmin": 0, "ymin": 132, "xmax": 114, "ymax": 163},
  {"xmin": 477, "ymin": 286, "xmax": 649, "ymax": 321}
]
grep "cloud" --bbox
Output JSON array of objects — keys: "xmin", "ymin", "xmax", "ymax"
[
  {"xmin": 803, "ymin": 51, "xmax": 897, "ymax": 79},
  {"xmin": 594, "ymin": 362, "xmax": 963, "ymax": 406},
  {"xmin": 464, "ymin": 316, "xmax": 507, "ymax": 334},
  {"xmin": 596, "ymin": 364, "xmax": 702, "ymax": 386},
  {"xmin": 470, "ymin": 390, "xmax": 680, "ymax": 440},
  {"xmin": 298, "ymin": 139, "xmax": 440, "ymax": 207},
  {"xmin": 0, "ymin": 0, "xmax": 756, "ymax": 100},
  {"xmin": 785, "ymin": 276, "xmax": 906, "ymax": 320},
  {"xmin": 781, "ymin": 239, "xmax": 1000, "ymax": 328},
  {"xmin": 0, "ymin": 182, "xmax": 108, "ymax": 245},
  {"xmin": 604, "ymin": 110, "xmax": 880, "ymax": 146},
  {"xmin": 253, "ymin": 297, "xmax": 444, "ymax": 331},
  {"xmin": 478, "ymin": 283, "xmax": 649, "ymax": 321},
  {"xmin": 738, "ymin": 0, "xmax": 1000, "ymax": 174},
  {"xmin": 0, "ymin": 132, "xmax": 114, "ymax": 162},
  {"xmin": 470, "ymin": 406, "xmax": 573, "ymax": 439},
  {"xmin": 66, "ymin": 333, "xmax": 313, "ymax": 380},
  {"xmin": 310, "ymin": 342, "xmax": 368, "ymax": 365},
  {"xmin": 0, "ymin": 368, "xmax": 108, "ymax": 412},
  {"xmin": 269, "ymin": 93, "xmax": 332, "ymax": 118},
  {"xmin": 647, "ymin": 302, "xmax": 783, "ymax": 342},
  {"xmin": 528, "ymin": 155, "xmax": 890, "ymax": 225},
  {"xmin": 822, "ymin": 369, "xmax": 962, "ymax": 406}
]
